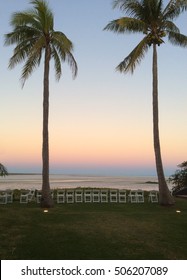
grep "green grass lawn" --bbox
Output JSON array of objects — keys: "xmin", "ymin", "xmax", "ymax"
[{"xmin": 0, "ymin": 198, "xmax": 187, "ymax": 260}]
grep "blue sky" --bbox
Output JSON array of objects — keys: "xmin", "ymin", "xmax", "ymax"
[{"xmin": 1, "ymin": 0, "xmax": 187, "ymax": 176}]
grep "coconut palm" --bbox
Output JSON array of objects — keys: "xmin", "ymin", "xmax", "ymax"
[
  {"xmin": 5, "ymin": 0, "xmax": 78, "ymax": 208},
  {"xmin": 104, "ymin": 0, "xmax": 187, "ymax": 205},
  {"xmin": 0, "ymin": 163, "xmax": 8, "ymax": 177}
]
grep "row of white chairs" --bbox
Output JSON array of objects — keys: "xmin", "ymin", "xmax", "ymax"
[
  {"xmin": 56, "ymin": 189, "xmax": 159, "ymax": 204},
  {"xmin": 56, "ymin": 189, "xmax": 127, "ymax": 203},
  {"xmin": 0, "ymin": 190, "xmax": 13, "ymax": 204},
  {"xmin": 1, "ymin": 188, "xmax": 158, "ymax": 204},
  {"xmin": 20, "ymin": 189, "xmax": 127, "ymax": 204}
]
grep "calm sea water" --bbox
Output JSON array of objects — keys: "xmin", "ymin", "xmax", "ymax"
[{"xmin": 0, "ymin": 174, "xmax": 172, "ymax": 191}]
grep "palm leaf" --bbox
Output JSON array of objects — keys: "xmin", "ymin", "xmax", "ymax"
[
  {"xmin": 168, "ymin": 31, "xmax": 187, "ymax": 46},
  {"xmin": 64, "ymin": 51, "xmax": 78, "ymax": 79},
  {"xmin": 164, "ymin": 20, "xmax": 180, "ymax": 33},
  {"xmin": 113, "ymin": 0, "xmax": 143, "ymax": 17},
  {"xmin": 8, "ymin": 29, "xmax": 42, "ymax": 70},
  {"xmin": 116, "ymin": 36, "xmax": 150, "ymax": 73},
  {"xmin": 10, "ymin": 11, "xmax": 42, "ymax": 31},
  {"xmin": 20, "ymin": 37, "xmax": 45, "ymax": 85},
  {"xmin": 163, "ymin": 0, "xmax": 187, "ymax": 20},
  {"xmin": 21, "ymin": 51, "xmax": 42, "ymax": 87},
  {"xmin": 0, "ymin": 164, "xmax": 8, "ymax": 177},
  {"xmin": 104, "ymin": 17, "xmax": 147, "ymax": 33},
  {"xmin": 162, "ymin": 0, "xmax": 180, "ymax": 19},
  {"xmin": 52, "ymin": 31, "xmax": 78, "ymax": 79},
  {"xmin": 31, "ymin": 0, "xmax": 54, "ymax": 32},
  {"xmin": 52, "ymin": 31, "xmax": 74, "ymax": 51},
  {"xmin": 51, "ymin": 46, "xmax": 62, "ymax": 81}
]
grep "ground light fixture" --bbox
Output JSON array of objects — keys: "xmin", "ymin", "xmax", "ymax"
[
  {"xmin": 43, "ymin": 209, "xmax": 48, "ymax": 213},
  {"xmin": 176, "ymin": 210, "xmax": 181, "ymax": 213}
]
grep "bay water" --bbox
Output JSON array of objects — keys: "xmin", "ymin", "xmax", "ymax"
[{"xmin": 0, "ymin": 174, "xmax": 172, "ymax": 191}]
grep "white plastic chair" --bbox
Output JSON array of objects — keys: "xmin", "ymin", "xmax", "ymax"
[
  {"xmin": 0, "ymin": 191, "xmax": 7, "ymax": 204},
  {"xmin": 92, "ymin": 189, "xmax": 100, "ymax": 202},
  {"xmin": 110, "ymin": 189, "xmax": 118, "ymax": 202},
  {"xmin": 119, "ymin": 189, "xmax": 126, "ymax": 203},
  {"xmin": 36, "ymin": 190, "xmax": 54, "ymax": 203},
  {"xmin": 66, "ymin": 189, "xmax": 74, "ymax": 203},
  {"xmin": 20, "ymin": 190, "xmax": 30, "ymax": 203},
  {"xmin": 28, "ymin": 189, "xmax": 35, "ymax": 202},
  {"xmin": 84, "ymin": 189, "xmax": 92, "ymax": 202},
  {"xmin": 128, "ymin": 190, "xmax": 137, "ymax": 203},
  {"xmin": 6, "ymin": 190, "xmax": 13, "ymax": 203},
  {"xmin": 100, "ymin": 190, "xmax": 108, "ymax": 203},
  {"xmin": 128, "ymin": 190, "xmax": 144, "ymax": 203},
  {"xmin": 109, "ymin": 189, "xmax": 118, "ymax": 202},
  {"xmin": 36, "ymin": 190, "xmax": 42, "ymax": 203},
  {"xmin": 57, "ymin": 189, "xmax": 66, "ymax": 203},
  {"xmin": 136, "ymin": 190, "xmax": 144, "ymax": 203},
  {"xmin": 148, "ymin": 191, "xmax": 158, "ymax": 203},
  {"xmin": 75, "ymin": 189, "xmax": 83, "ymax": 203}
]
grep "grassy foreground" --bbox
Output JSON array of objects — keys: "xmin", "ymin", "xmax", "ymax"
[{"xmin": 0, "ymin": 198, "xmax": 187, "ymax": 260}]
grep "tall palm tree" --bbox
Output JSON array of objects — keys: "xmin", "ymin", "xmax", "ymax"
[
  {"xmin": 0, "ymin": 163, "xmax": 8, "ymax": 177},
  {"xmin": 5, "ymin": 0, "xmax": 78, "ymax": 208},
  {"xmin": 104, "ymin": 0, "xmax": 187, "ymax": 205}
]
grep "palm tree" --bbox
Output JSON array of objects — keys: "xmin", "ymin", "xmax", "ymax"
[
  {"xmin": 0, "ymin": 163, "xmax": 8, "ymax": 177},
  {"xmin": 104, "ymin": 0, "xmax": 187, "ymax": 205},
  {"xmin": 5, "ymin": 0, "xmax": 78, "ymax": 208}
]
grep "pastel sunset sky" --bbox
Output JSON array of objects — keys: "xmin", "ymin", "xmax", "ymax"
[{"xmin": 1, "ymin": 0, "xmax": 187, "ymax": 176}]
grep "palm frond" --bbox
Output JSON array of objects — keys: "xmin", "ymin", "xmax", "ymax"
[
  {"xmin": 0, "ymin": 163, "xmax": 8, "ymax": 177},
  {"xmin": 162, "ymin": 0, "xmax": 187, "ymax": 20},
  {"xmin": 20, "ymin": 43, "xmax": 43, "ymax": 86},
  {"xmin": 51, "ymin": 31, "xmax": 78, "ymax": 79},
  {"xmin": 116, "ymin": 36, "xmax": 150, "ymax": 73},
  {"xmin": 52, "ymin": 31, "xmax": 74, "ymax": 51},
  {"xmin": 168, "ymin": 31, "xmax": 187, "ymax": 46},
  {"xmin": 163, "ymin": 20, "xmax": 180, "ymax": 33},
  {"xmin": 8, "ymin": 44, "xmax": 32, "ymax": 69},
  {"xmin": 104, "ymin": 17, "xmax": 146, "ymax": 33},
  {"xmin": 5, "ymin": 26, "xmax": 40, "ymax": 46},
  {"xmin": 21, "ymin": 55, "xmax": 41, "ymax": 87},
  {"xmin": 7, "ymin": 27, "xmax": 42, "ymax": 70},
  {"xmin": 65, "ymin": 51, "xmax": 78, "ymax": 79},
  {"xmin": 31, "ymin": 0, "xmax": 54, "ymax": 31},
  {"xmin": 151, "ymin": 0, "xmax": 163, "ymax": 20},
  {"xmin": 52, "ymin": 42, "xmax": 78, "ymax": 79},
  {"xmin": 51, "ymin": 46, "xmax": 62, "ymax": 81},
  {"xmin": 10, "ymin": 11, "xmax": 42, "ymax": 31},
  {"xmin": 113, "ymin": 0, "xmax": 143, "ymax": 18},
  {"xmin": 162, "ymin": 0, "xmax": 179, "ymax": 19},
  {"xmin": 113, "ymin": 0, "xmax": 164, "ymax": 22}
]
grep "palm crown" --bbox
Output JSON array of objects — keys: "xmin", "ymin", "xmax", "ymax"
[
  {"xmin": 104, "ymin": 0, "xmax": 187, "ymax": 73},
  {"xmin": 4, "ymin": 0, "xmax": 78, "ymax": 85}
]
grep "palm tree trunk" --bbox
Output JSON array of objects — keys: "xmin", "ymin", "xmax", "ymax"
[
  {"xmin": 41, "ymin": 46, "xmax": 53, "ymax": 208},
  {"xmin": 152, "ymin": 43, "xmax": 174, "ymax": 205}
]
